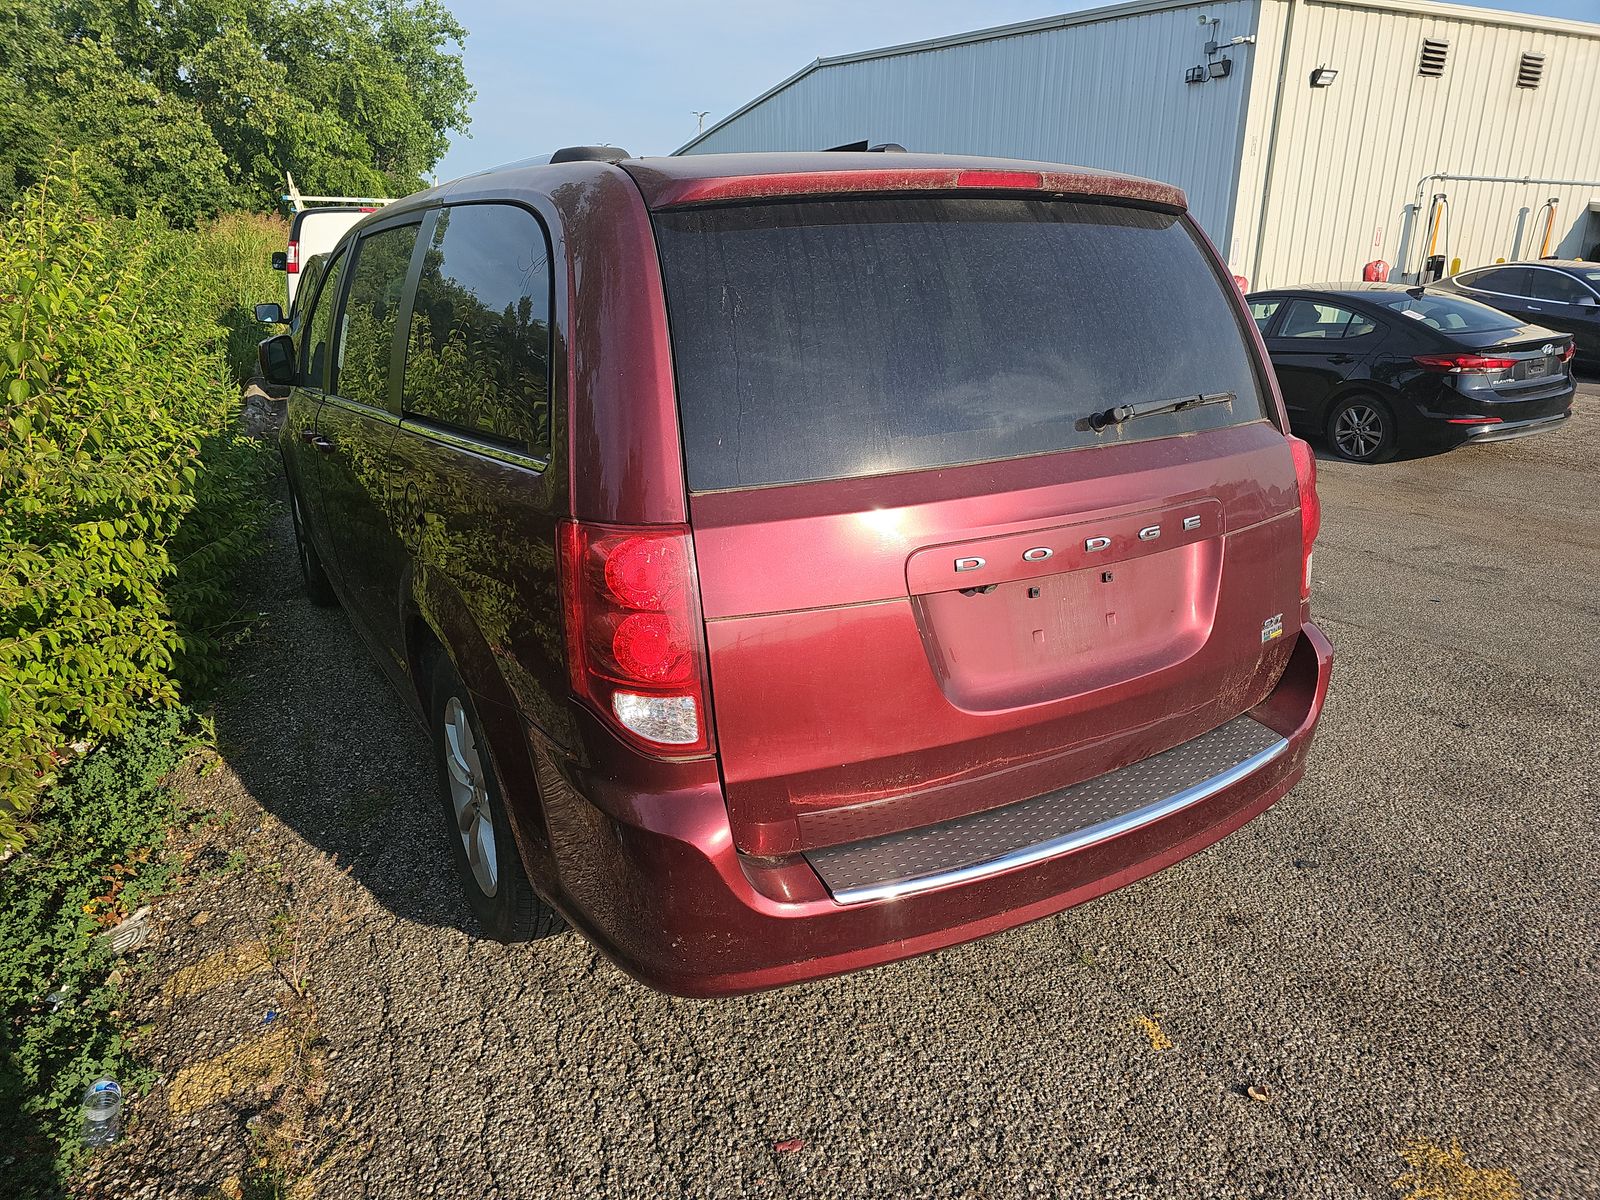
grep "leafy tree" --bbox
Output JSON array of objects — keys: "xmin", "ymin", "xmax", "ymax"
[{"xmin": 0, "ymin": 0, "xmax": 472, "ymax": 222}]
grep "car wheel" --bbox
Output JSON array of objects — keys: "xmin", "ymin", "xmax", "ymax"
[
  {"xmin": 289, "ymin": 488, "xmax": 339, "ymax": 606},
  {"xmin": 1326, "ymin": 395, "xmax": 1398, "ymax": 463},
  {"xmin": 428, "ymin": 651, "xmax": 564, "ymax": 942}
]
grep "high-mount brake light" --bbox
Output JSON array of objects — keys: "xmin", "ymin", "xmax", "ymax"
[
  {"xmin": 1412, "ymin": 354, "xmax": 1516, "ymax": 374},
  {"xmin": 954, "ymin": 169, "xmax": 1043, "ymax": 189},
  {"xmin": 1287, "ymin": 436, "xmax": 1320, "ymax": 605},
  {"xmin": 558, "ymin": 522, "xmax": 713, "ymax": 754}
]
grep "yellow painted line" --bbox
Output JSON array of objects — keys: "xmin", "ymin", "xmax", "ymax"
[
  {"xmin": 1134, "ymin": 1013, "xmax": 1173, "ymax": 1052},
  {"xmin": 167, "ymin": 1025, "xmax": 295, "ymax": 1117},
  {"xmin": 163, "ymin": 941, "xmax": 272, "ymax": 1002},
  {"xmin": 1393, "ymin": 1138, "xmax": 1522, "ymax": 1200}
]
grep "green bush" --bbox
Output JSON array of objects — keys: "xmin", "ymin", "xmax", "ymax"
[
  {"xmin": 0, "ymin": 707, "xmax": 194, "ymax": 1198},
  {"xmin": 0, "ymin": 166, "xmax": 269, "ymax": 848}
]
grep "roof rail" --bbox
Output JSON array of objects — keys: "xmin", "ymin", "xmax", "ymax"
[{"xmin": 550, "ymin": 145, "xmax": 631, "ymax": 164}]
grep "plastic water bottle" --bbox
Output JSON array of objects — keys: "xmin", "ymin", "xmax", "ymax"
[{"xmin": 80, "ymin": 1078, "xmax": 123, "ymax": 1147}]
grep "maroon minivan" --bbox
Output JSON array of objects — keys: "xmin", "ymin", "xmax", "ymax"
[{"xmin": 262, "ymin": 149, "xmax": 1332, "ymax": 996}]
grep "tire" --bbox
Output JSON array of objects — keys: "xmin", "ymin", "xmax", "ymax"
[
  {"xmin": 427, "ymin": 652, "xmax": 564, "ymax": 942},
  {"xmin": 1326, "ymin": 394, "xmax": 1398, "ymax": 463},
  {"xmin": 289, "ymin": 488, "xmax": 339, "ymax": 607}
]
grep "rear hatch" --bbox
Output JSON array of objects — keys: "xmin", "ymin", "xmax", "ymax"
[{"xmin": 649, "ymin": 190, "xmax": 1305, "ymax": 857}]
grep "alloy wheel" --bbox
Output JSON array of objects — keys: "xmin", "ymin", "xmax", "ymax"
[
  {"xmin": 1333, "ymin": 403, "xmax": 1385, "ymax": 460},
  {"xmin": 442, "ymin": 696, "xmax": 499, "ymax": 897}
]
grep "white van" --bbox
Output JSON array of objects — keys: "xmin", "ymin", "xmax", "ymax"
[{"xmin": 274, "ymin": 207, "xmax": 376, "ymax": 309}]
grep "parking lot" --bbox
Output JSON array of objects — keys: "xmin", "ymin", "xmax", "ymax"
[{"xmin": 91, "ymin": 379, "xmax": 1598, "ymax": 1200}]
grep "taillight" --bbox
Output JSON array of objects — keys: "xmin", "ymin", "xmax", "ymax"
[
  {"xmin": 1412, "ymin": 354, "xmax": 1516, "ymax": 374},
  {"xmin": 1288, "ymin": 436, "xmax": 1320, "ymax": 604},
  {"xmin": 954, "ymin": 169, "xmax": 1042, "ymax": 189},
  {"xmin": 285, "ymin": 240, "xmax": 300, "ymax": 274},
  {"xmin": 558, "ymin": 521, "xmax": 713, "ymax": 755},
  {"xmin": 1561, "ymin": 341, "xmax": 1576, "ymax": 363}
]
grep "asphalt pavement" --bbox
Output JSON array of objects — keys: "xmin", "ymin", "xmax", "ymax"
[{"xmin": 89, "ymin": 378, "xmax": 1599, "ymax": 1200}]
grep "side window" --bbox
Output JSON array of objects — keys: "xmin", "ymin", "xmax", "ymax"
[
  {"xmin": 1248, "ymin": 298, "xmax": 1282, "ymax": 332},
  {"xmin": 403, "ymin": 203, "xmax": 552, "ymax": 453},
  {"xmin": 336, "ymin": 223, "xmax": 422, "ymax": 409},
  {"xmin": 300, "ymin": 249, "xmax": 346, "ymax": 390},
  {"xmin": 1277, "ymin": 300, "xmax": 1374, "ymax": 340},
  {"xmin": 1527, "ymin": 270, "xmax": 1588, "ymax": 304},
  {"xmin": 1467, "ymin": 267, "xmax": 1531, "ymax": 296}
]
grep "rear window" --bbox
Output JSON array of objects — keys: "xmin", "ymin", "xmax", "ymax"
[
  {"xmin": 654, "ymin": 198, "xmax": 1269, "ymax": 491},
  {"xmin": 1371, "ymin": 292, "xmax": 1518, "ymax": 333}
]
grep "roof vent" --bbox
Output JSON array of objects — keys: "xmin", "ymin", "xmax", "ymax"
[
  {"xmin": 1516, "ymin": 51, "xmax": 1546, "ymax": 88},
  {"xmin": 1418, "ymin": 37, "xmax": 1449, "ymax": 77},
  {"xmin": 550, "ymin": 145, "xmax": 630, "ymax": 164}
]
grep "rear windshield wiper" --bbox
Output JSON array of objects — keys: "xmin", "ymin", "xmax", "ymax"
[{"xmin": 1078, "ymin": 391, "xmax": 1235, "ymax": 432}]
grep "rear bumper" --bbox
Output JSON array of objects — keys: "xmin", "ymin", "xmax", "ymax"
[
  {"xmin": 1410, "ymin": 375, "xmax": 1574, "ymax": 445},
  {"xmin": 536, "ymin": 623, "xmax": 1333, "ymax": 997}
]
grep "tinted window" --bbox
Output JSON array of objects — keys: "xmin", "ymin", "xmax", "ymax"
[
  {"xmin": 1574, "ymin": 268, "xmax": 1600, "ymax": 290},
  {"xmin": 654, "ymin": 198, "xmax": 1268, "ymax": 491},
  {"xmin": 403, "ymin": 204, "xmax": 552, "ymax": 452},
  {"xmin": 1277, "ymin": 301, "xmax": 1376, "ymax": 339},
  {"xmin": 1367, "ymin": 292, "xmax": 1518, "ymax": 333},
  {"xmin": 301, "ymin": 248, "xmax": 346, "ymax": 389},
  {"xmin": 1464, "ymin": 267, "xmax": 1531, "ymax": 295},
  {"xmin": 337, "ymin": 223, "xmax": 421, "ymax": 409},
  {"xmin": 1526, "ymin": 270, "xmax": 1588, "ymax": 303},
  {"xmin": 1249, "ymin": 298, "xmax": 1283, "ymax": 332}
]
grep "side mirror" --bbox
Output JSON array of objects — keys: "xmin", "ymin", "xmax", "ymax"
[
  {"xmin": 254, "ymin": 301, "xmax": 287, "ymax": 325},
  {"xmin": 1577, "ymin": 294, "xmax": 1598, "ymax": 309},
  {"xmin": 270, "ymin": 251, "xmax": 288, "ymax": 271},
  {"xmin": 257, "ymin": 334, "xmax": 296, "ymax": 385}
]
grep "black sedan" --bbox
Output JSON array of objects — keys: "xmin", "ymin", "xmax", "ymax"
[
  {"xmin": 1429, "ymin": 260, "xmax": 1600, "ymax": 369},
  {"xmin": 1246, "ymin": 284, "xmax": 1575, "ymax": 462}
]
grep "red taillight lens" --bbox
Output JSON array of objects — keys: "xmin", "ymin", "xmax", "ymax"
[
  {"xmin": 954, "ymin": 169, "xmax": 1042, "ymax": 189},
  {"xmin": 285, "ymin": 240, "xmax": 300, "ymax": 274},
  {"xmin": 1288, "ymin": 436, "xmax": 1320, "ymax": 604},
  {"xmin": 1412, "ymin": 354, "xmax": 1516, "ymax": 374},
  {"xmin": 558, "ymin": 521, "xmax": 712, "ymax": 754},
  {"xmin": 1561, "ymin": 341, "xmax": 1576, "ymax": 363}
]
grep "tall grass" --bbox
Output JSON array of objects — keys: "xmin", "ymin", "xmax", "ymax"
[{"xmin": 190, "ymin": 211, "xmax": 288, "ymax": 383}]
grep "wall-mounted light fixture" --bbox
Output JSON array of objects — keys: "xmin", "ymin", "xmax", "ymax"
[
  {"xmin": 1186, "ymin": 64, "xmax": 1207, "ymax": 84},
  {"xmin": 1309, "ymin": 65, "xmax": 1338, "ymax": 87},
  {"xmin": 1208, "ymin": 57, "xmax": 1232, "ymax": 79}
]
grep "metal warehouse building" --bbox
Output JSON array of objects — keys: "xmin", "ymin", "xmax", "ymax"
[{"xmin": 678, "ymin": 0, "xmax": 1600, "ymax": 289}]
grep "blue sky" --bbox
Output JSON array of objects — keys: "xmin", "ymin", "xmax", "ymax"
[{"xmin": 435, "ymin": 0, "xmax": 1600, "ymax": 180}]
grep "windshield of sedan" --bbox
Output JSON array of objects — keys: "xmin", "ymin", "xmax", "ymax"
[{"xmin": 1374, "ymin": 292, "xmax": 1519, "ymax": 333}]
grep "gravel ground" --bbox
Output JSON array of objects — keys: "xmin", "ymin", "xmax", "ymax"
[{"xmin": 85, "ymin": 380, "xmax": 1599, "ymax": 1200}]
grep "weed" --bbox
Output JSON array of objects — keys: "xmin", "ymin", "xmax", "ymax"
[{"xmin": 0, "ymin": 709, "xmax": 196, "ymax": 1196}]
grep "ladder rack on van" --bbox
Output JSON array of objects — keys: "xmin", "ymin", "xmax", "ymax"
[{"xmin": 281, "ymin": 171, "xmax": 393, "ymax": 213}]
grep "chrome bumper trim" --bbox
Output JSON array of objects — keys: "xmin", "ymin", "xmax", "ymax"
[
  {"xmin": 811, "ymin": 718, "xmax": 1290, "ymax": 906},
  {"xmin": 1461, "ymin": 411, "xmax": 1572, "ymax": 443}
]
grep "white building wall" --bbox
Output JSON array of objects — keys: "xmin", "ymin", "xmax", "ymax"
[
  {"xmin": 682, "ymin": 1, "xmax": 1262, "ymax": 250},
  {"xmin": 1247, "ymin": 0, "xmax": 1600, "ymax": 287}
]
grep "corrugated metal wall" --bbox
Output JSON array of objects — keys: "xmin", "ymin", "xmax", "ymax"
[
  {"xmin": 685, "ymin": 1, "xmax": 1261, "ymax": 247},
  {"xmin": 1247, "ymin": 0, "xmax": 1600, "ymax": 286}
]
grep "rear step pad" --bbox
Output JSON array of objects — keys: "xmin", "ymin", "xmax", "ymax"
[{"xmin": 806, "ymin": 714, "xmax": 1287, "ymax": 904}]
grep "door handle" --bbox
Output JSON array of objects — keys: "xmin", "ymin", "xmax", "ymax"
[
  {"xmin": 1328, "ymin": 354, "xmax": 1356, "ymax": 364},
  {"xmin": 301, "ymin": 430, "xmax": 335, "ymax": 452}
]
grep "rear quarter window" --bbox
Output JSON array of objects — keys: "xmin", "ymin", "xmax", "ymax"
[{"xmin": 654, "ymin": 197, "xmax": 1270, "ymax": 491}]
